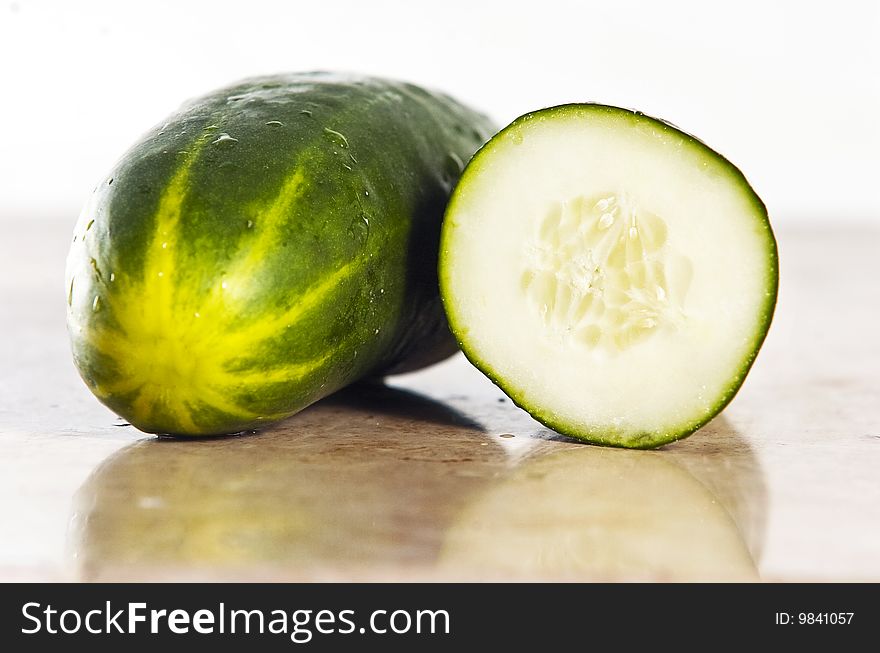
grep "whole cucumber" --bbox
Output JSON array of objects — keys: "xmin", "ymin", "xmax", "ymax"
[{"xmin": 66, "ymin": 73, "xmax": 494, "ymax": 435}]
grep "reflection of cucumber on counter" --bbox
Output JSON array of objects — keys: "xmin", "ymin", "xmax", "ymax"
[
  {"xmin": 69, "ymin": 388, "xmax": 763, "ymax": 580},
  {"xmin": 66, "ymin": 73, "xmax": 495, "ymax": 436},
  {"xmin": 439, "ymin": 441, "xmax": 760, "ymax": 580},
  {"xmin": 441, "ymin": 105, "xmax": 777, "ymax": 448},
  {"xmin": 68, "ymin": 387, "xmax": 506, "ymax": 580}
]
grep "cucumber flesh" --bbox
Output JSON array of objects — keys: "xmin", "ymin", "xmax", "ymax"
[{"xmin": 440, "ymin": 104, "xmax": 777, "ymax": 448}]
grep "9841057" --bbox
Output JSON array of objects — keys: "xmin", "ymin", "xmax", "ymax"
[{"xmin": 775, "ymin": 612, "xmax": 854, "ymax": 625}]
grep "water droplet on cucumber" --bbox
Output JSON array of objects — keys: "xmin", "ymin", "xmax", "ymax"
[
  {"xmin": 347, "ymin": 213, "xmax": 371, "ymax": 245},
  {"xmin": 323, "ymin": 127, "xmax": 349, "ymax": 149},
  {"xmin": 89, "ymin": 258, "xmax": 103, "ymax": 280},
  {"xmin": 212, "ymin": 133, "xmax": 238, "ymax": 145},
  {"xmin": 443, "ymin": 152, "xmax": 464, "ymax": 182}
]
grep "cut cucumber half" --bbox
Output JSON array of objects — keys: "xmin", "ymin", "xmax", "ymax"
[{"xmin": 440, "ymin": 104, "xmax": 777, "ymax": 448}]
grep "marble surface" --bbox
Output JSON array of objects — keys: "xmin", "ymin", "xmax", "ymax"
[{"xmin": 0, "ymin": 220, "xmax": 878, "ymax": 581}]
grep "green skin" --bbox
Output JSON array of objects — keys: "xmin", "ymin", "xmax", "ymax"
[
  {"xmin": 67, "ymin": 73, "xmax": 495, "ymax": 436},
  {"xmin": 439, "ymin": 104, "xmax": 778, "ymax": 449}
]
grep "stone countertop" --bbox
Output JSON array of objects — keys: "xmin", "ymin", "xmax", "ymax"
[{"xmin": 1, "ymin": 220, "xmax": 878, "ymax": 581}]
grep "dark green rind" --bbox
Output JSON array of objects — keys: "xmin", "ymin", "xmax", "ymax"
[
  {"xmin": 68, "ymin": 73, "xmax": 495, "ymax": 435},
  {"xmin": 439, "ymin": 103, "xmax": 778, "ymax": 449}
]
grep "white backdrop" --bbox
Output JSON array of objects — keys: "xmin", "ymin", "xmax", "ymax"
[{"xmin": 0, "ymin": 0, "xmax": 877, "ymax": 223}]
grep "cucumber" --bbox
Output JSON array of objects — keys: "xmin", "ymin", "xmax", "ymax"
[
  {"xmin": 66, "ymin": 73, "xmax": 495, "ymax": 436},
  {"xmin": 440, "ymin": 104, "xmax": 777, "ymax": 448}
]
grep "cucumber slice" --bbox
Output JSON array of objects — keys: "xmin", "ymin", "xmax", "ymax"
[{"xmin": 440, "ymin": 104, "xmax": 777, "ymax": 448}]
